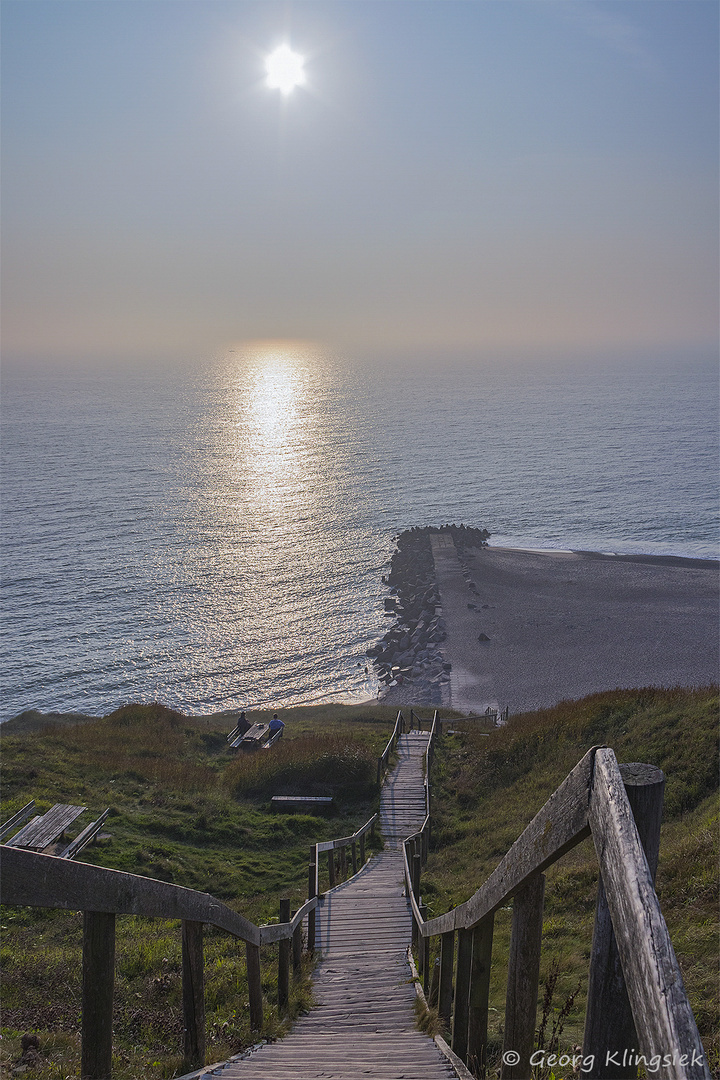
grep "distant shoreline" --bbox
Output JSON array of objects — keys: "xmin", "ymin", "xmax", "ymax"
[{"xmin": 492, "ymin": 544, "xmax": 719, "ymax": 570}]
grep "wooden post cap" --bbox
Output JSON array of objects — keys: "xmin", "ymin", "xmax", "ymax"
[{"xmin": 617, "ymin": 762, "xmax": 664, "ymax": 787}]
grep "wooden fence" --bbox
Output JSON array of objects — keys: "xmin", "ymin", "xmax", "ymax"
[
  {"xmin": 0, "ymin": 803, "xmax": 380, "ymax": 1079},
  {"xmin": 377, "ymin": 708, "xmax": 405, "ymax": 783},
  {"xmin": 402, "ymin": 744, "xmax": 710, "ymax": 1080}
]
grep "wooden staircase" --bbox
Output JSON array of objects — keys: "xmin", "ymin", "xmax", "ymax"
[{"xmin": 210, "ymin": 732, "xmax": 458, "ymax": 1079}]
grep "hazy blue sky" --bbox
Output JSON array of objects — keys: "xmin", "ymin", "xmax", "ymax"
[{"xmin": 2, "ymin": 0, "xmax": 718, "ymax": 366}]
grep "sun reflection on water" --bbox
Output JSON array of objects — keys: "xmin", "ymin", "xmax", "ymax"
[{"xmin": 229, "ymin": 340, "xmax": 317, "ymax": 522}]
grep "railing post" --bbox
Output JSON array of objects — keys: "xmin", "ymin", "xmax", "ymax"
[
  {"xmin": 438, "ymin": 929, "xmax": 455, "ymax": 1030},
  {"xmin": 278, "ymin": 898, "xmax": 290, "ymax": 1013},
  {"xmin": 359, "ymin": 831, "xmax": 366, "ymax": 866},
  {"xmin": 351, "ymin": 840, "xmax": 358, "ymax": 875},
  {"xmin": 411, "ymin": 850, "xmax": 422, "ymax": 949},
  {"xmin": 292, "ymin": 917, "xmax": 302, "ymax": 972},
  {"xmin": 339, "ymin": 844, "xmax": 347, "ymax": 879},
  {"xmin": 502, "ymin": 873, "xmax": 545, "ymax": 1080},
  {"xmin": 307, "ymin": 851, "xmax": 317, "ymax": 953},
  {"xmin": 468, "ymin": 913, "xmax": 494, "ymax": 1079},
  {"xmin": 583, "ymin": 763, "xmax": 665, "ymax": 1079},
  {"xmin": 327, "ymin": 848, "xmax": 336, "ymax": 887},
  {"xmin": 182, "ymin": 920, "xmax": 205, "ymax": 1070},
  {"xmin": 246, "ymin": 941, "xmax": 263, "ymax": 1030},
  {"xmin": 81, "ymin": 911, "xmax": 115, "ymax": 1080},
  {"xmin": 452, "ymin": 926, "xmax": 473, "ymax": 1061},
  {"xmin": 418, "ymin": 904, "xmax": 428, "ymax": 978}
]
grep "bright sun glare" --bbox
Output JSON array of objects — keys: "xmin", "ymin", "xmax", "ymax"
[{"xmin": 265, "ymin": 45, "xmax": 306, "ymax": 95}]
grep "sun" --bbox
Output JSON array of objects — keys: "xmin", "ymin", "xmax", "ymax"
[{"xmin": 265, "ymin": 45, "xmax": 306, "ymax": 95}]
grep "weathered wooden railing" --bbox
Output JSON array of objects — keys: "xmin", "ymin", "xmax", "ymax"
[
  {"xmin": 402, "ymin": 709, "xmax": 437, "ymax": 870},
  {"xmin": 0, "ymin": 844, "xmax": 317, "ymax": 1077},
  {"xmin": 307, "ymin": 811, "xmax": 379, "ymax": 949},
  {"xmin": 0, "ymin": 716, "xmax": 396, "ymax": 1079},
  {"xmin": 403, "ymin": 745, "xmax": 710, "ymax": 1080},
  {"xmin": 377, "ymin": 707, "xmax": 405, "ymax": 783}
]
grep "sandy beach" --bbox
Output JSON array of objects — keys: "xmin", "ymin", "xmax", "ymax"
[{"xmin": 386, "ymin": 537, "xmax": 719, "ymax": 715}]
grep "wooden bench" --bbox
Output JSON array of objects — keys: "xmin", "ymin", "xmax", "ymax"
[
  {"xmin": 271, "ymin": 796, "xmax": 333, "ymax": 813},
  {"xmin": 0, "ymin": 801, "xmax": 36, "ymax": 840},
  {"xmin": 58, "ymin": 808, "xmax": 110, "ymax": 859}
]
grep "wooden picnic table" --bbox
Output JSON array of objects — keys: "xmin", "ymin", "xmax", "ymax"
[
  {"xmin": 238, "ymin": 722, "xmax": 270, "ymax": 747},
  {"xmin": 6, "ymin": 804, "xmax": 87, "ymax": 852}
]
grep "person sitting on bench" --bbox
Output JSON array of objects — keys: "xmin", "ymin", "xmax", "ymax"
[{"xmin": 268, "ymin": 713, "xmax": 285, "ymax": 739}]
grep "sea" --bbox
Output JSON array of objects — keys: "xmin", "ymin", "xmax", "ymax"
[{"xmin": 1, "ymin": 347, "xmax": 717, "ymax": 723}]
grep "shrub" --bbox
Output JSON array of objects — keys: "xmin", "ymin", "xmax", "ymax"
[{"xmin": 224, "ymin": 734, "xmax": 376, "ymax": 803}]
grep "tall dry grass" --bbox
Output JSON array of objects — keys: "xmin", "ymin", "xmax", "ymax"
[{"xmin": 224, "ymin": 733, "xmax": 376, "ymax": 801}]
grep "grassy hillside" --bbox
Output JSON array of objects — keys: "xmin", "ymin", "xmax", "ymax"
[
  {"xmin": 1, "ymin": 690, "xmax": 716, "ymax": 1079},
  {"xmin": 421, "ymin": 686, "xmax": 719, "ymax": 1078},
  {"xmin": 0, "ymin": 701, "xmax": 402, "ymax": 1078}
]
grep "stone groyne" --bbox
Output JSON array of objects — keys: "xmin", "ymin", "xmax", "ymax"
[{"xmin": 367, "ymin": 525, "xmax": 490, "ymax": 706}]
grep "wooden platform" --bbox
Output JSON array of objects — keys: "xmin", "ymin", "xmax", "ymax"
[{"xmin": 212, "ymin": 732, "xmax": 458, "ymax": 1079}]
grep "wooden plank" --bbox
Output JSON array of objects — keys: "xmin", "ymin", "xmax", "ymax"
[
  {"xmin": 588, "ymin": 749, "xmax": 710, "ymax": 1080},
  {"xmin": 583, "ymin": 763, "xmax": 664, "ymax": 1079},
  {"xmin": 271, "ymin": 796, "xmax": 333, "ymax": 807},
  {"xmin": 182, "ymin": 920, "xmax": 205, "ymax": 1069},
  {"xmin": 0, "ymin": 846, "xmax": 262, "ymax": 946},
  {"xmin": 422, "ymin": 747, "xmax": 598, "ymax": 936},
  {"xmin": 81, "ymin": 910, "xmax": 115, "ymax": 1080},
  {"xmin": 501, "ymin": 873, "xmax": 545, "ymax": 1080}
]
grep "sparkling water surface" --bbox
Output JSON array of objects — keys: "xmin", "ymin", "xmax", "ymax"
[{"xmin": 1, "ymin": 349, "xmax": 717, "ymax": 721}]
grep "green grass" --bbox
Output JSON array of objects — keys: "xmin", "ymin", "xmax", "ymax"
[
  {"xmin": 2, "ymin": 691, "xmax": 717, "ymax": 1079},
  {"xmin": 0, "ymin": 701, "xmax": 399, "ymax": 1078},
  {"xmin": 420, "ymin": 686, "xmax": 719, "ymax": 1079}
]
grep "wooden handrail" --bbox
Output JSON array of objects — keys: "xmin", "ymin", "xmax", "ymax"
[
  {"xmin": 258, "ymin": 895, "xmax": 319, "ymax": 945},
  {"xmin": 0, "ymin": 811, "xmax": 342, "ymax": 1078},
  {"xmin": 1, "ymin": 845, "xmax": 264, "ymax": 944},
  {"xmin": 421, "ymin": 745, "xmax": 598, "ymax": 937},
  {"xmin": 315, "ymin": 812, "xmax": 377, "ymax": 853},
  {"xmin": 311, "ymin": 810, "xmax": 378, "ymax": 905},
  {"xmin": 404, "ymin": 744, "xmax": 711, "ymax": 1080},
  {"xmin": 588, "ymin": 749, "xmax": 706, "ymax": 1077},
  {"xmin": 377, "ymin": 709, "xmax": 404, "ymax": 783}
]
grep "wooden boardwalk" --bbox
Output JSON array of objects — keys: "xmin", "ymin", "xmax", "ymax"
[{"xmin": 212, "ymin": 732, "xmax": 458, "ymax": 1079}]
